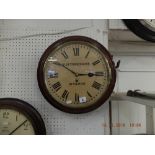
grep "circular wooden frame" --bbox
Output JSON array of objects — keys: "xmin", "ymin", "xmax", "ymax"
[
  {"xmin": 123, "ymin": 19, "xmax": 155, "ymax": 42},
  {"xmin": 0, "ymin": 98, "xmax": 46, "ymax": 135},
  {"xmin": 37, "ymin": 36, "xmax": 116, "ymax": 114}
]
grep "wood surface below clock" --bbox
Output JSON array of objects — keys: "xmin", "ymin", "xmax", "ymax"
[{"xmin": 37, "ymin": 36, "xmax": 116, "ymax": 114}]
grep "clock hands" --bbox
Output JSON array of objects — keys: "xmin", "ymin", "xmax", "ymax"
[
  {"xmin": 53, "ymin": 62, "xmax": 78, "ymax": 76},
  {"xmin": 76, "ymin": 72, "xmax": 105, "ymax": 77},
  {"xmin": 9, "ymin": 120, "xmax": 28, "ymax": 135},
  {"xmin": 53, "ymin": 62, "xmax": 104, "ymax": 77}
]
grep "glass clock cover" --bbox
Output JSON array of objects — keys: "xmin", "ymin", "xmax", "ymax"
[{"xmin": 37, "ymin": 36, "xmax": 116, "ymax": 114}]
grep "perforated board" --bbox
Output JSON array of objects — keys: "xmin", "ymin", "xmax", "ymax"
[{"xmin": 0, "ymin": 19, "xmax": 110, "ymax": 134}]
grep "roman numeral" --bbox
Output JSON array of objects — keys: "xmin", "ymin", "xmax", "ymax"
[
  {"xmin": 52, "ymin": 82, "xmax": 61, "ymax": 92},
  {"xmin": 85, "ymin": 51, "xmax": 90, "ymax": 58},
  {"xmin": 87, "ymin": 91, "xmax": 92, "ymax": 97},
  {"xmin": 95, "ymin": 72, "xmax": 105, "ymax": 76},
  {"xmin": 92, "ymin": 60, "xmax": 100, "ymax": 65},
  {"xmin": 92, "ymin": 81, "xmax": 102, "ymax": 90},
  {"xmin": 75, "ymin": 93, "xmax": 79, "ymax": 103},
  {"xmin": 62, "ymin": 90, "xmax": 69, "ymax": 100},
  {"xmin": 61, "ymin": 51, "xmax": 68, "ymax": 59},
  {"xmin": 73, "ymin": 48, "xmax": 79, "ymax": 56}
]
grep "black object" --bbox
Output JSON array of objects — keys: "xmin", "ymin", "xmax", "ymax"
[
  {"xmin": 123, "ymin": 19, "xmax": 155, "ymax": 42},
  {"xmin": 127, "ymin": 90, "xmax": 155, "ymax": 100}
]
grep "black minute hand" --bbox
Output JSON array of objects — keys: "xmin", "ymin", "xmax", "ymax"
[
  {"xmin": 9, "ymin": 120, "xmax": 28, "ymax": 135},
  {"xmin": 53, "ymin": 62, "xmax": 77, "ymax": 76}
]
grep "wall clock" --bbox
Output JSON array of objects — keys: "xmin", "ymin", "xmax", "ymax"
[
  {"xmin": 37, "ymin": 36, "xmax": 116, "ymax": 114},
  {"xmin": 0, "ymin": 98, "xmax": 46, "ymax": 135},
  {"xmin": 123, "ymin": 19, "xmax": 155, "ymax": 42}
]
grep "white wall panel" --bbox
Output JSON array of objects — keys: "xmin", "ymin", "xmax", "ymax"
[
  {"xmin": 0, "ymin": 19, "xmax": 110, "ymax": 135},
  {"xmin": 110, "ymin": 19, "xmax": 155, "ymax": 135},
  {"xmin": 109, "ymin": 19, "xmax": 127, "ymax": 30}
]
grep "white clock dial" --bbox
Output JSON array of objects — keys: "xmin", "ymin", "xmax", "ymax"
[
  {"xmin": 0, "ymin": 109, "xmax": 35, "ymax": 135},
  {"xmin": 44, "ymin": 42, "xmax": 111, "ymax": 108}
]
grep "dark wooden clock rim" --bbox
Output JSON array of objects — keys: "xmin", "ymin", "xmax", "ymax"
[
  {"xmin": 123, "ymin": 19, "xmax": 155, "ymax": 42},
  {"xmin": 0, "ymin": 98, "xmax": 46, "ymax": 135},
  {"xmin": 37, "ymin": 35, "xmax": 116, "ymax": 114}
]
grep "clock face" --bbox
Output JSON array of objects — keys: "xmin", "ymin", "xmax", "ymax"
[
  {"xmin": 123, "ymin": 19, "xmax": 155, "ymax": 42},
  {"xmin": 0, "ymin": 98, "xmax": 46, "ymax": 135},
  {"xmin": 38, "ymin": 36, "xmax": 116, "ymax": 113},
  {"xmin": 0, "ymin": 108, "xmax": 35, "ymax": 135}
]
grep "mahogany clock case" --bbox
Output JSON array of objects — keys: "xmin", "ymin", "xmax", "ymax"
[{"xmin": 37, "ymin": 36, "xmax": 116, "ymax": 114}]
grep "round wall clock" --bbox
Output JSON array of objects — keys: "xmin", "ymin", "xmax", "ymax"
[
  {"xmin": 37, "ymin": 36, "xmax": 116, "ymax": 114},
  {"xmin": 0, "ymin": 98, "xmax": 46, "ymax": 135},
  {"xmin": 123, "ymin": 19, "xmax": 155, "ymax": 42}
]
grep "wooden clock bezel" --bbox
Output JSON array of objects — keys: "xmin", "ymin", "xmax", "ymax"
[
  {"xmin": 0, "ymin": 98, "xmax": 46, "ymax": 135},
  {"xmin": 123, "ymin": 19, "xmax": 155, "ymax": 42},
  {"xmin": 37, "ymin": 36, "xmax": 116, "ymax": 114}
]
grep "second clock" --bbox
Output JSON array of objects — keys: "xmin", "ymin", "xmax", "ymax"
[{"xmin": 37, "ymin": 36, "xmax": 116, "ymax": 114}]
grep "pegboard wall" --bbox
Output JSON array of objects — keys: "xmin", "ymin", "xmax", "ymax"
[{"xmin": 0, "ymin": 19, "xmax": 110, "ymax": 134}]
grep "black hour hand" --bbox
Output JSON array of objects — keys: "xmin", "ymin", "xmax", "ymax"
[
  {"xmin": 88, "ymin": 72, "xmax": 105, "ymax": 77},
  {"xmin": 94, "ymin": 72, "xmax": 105, "ymax": 76},
  {"xmin": 78, "ymin": 72, "xmax": 105, "ymax": 77}
]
